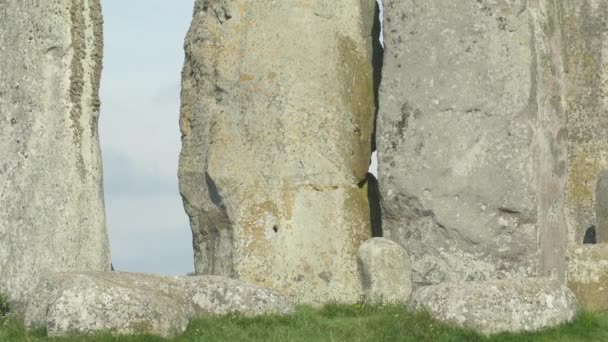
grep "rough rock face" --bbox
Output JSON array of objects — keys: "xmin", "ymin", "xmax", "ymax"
[
  {"xmin": 0, "ymin": 0, "xmax": 110, "ymax": 305},
  {"xmin": 179, "ymin": 0, "xmax": 376, "ymax": 303},
  {"xmin": 377, "ymin": 0, "xmax": 568, "ymax": 285},
  {"xmin": 561, "ymin": 2, "xmax": 608, "ymax": 245},
  {"xmin": 597, "ymin": 171, "xmax": 608, "ymax": 243},
  {"xmin": 568, "ymin": 244, "xmax": 608, "ymax": 311},
  {"xmin": 410, "ymin": 278, "xmax": 578, "ymax": 335},
  {"xmin": 357, "ymin": 238, "xmax": 412, "ymax": 304},
  {"xmin": 25, "ymin": 272, "xmax": 294, "ymax": 338}
]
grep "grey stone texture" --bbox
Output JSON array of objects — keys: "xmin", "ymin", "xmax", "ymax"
[
  {"xmin": 357, "ymin": 238, "xmax": 412, "ymax": 304},
  {"xmin": 597, "ymin": 170, "xmax": 608, "ymax": 243},
  {"xmin": 178, "ymin": 0, "xmax": 376, "ymax": 304},
  {"xmin": 0, "ymin": 0, "xmax": 110, "ymax": 306},
  {"xmin": 568, "ymin": 244, "xmax": 608, "ymax": 311},
  {"xmin": 377, "ymin": 0, "xmax": 569, "ymax": 286},
  {"xmin": 410, "ymin": 278, "xmax": 578, "ymax": 335},
  {"xmin": 562, "ymin": 2, "xmax": 608, "ymax": 245},
  {"xmin": 25, "ymin": 272, "xmax": 294, "ymax": 338}
]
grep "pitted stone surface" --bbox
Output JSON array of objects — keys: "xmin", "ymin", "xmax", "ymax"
[
  {"xmin": 25, "ymin": 272, "xmax": 293, "ymax": 338},
  {"xmin": 568, "ymin": 244, "xmax": 608, "ymax": 311},
  {"xmin": 377, "ymin": 0, "xmax": 568, "ymax": 285},
  {"xmin": 562, "ymin": 2, "xmax": 608, "ymax": 245},
  {"xmin": 596, "ymin": 171, "xmax": 608, "ymax": 243},
  {"xmin": 0, "ymin": 0, "xmax": 110, "ymax": 306},
  {"xmin": 178, "ymin": 0, "xmax": 376, "ymax": 304},
  {"xmin": 357, "ymin": 238, "xmax": 412, "ymax": 304},
  {"xmin": 410, "ymin": 278, "xmax": 578, "ymax": 335}
]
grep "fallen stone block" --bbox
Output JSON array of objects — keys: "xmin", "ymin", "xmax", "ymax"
[
  {"xmin": 568, "ymin": 244, "xmax": 608, "ymax": 311},
  {"xmin": 25, "ymin": 272, "xmax": 293, "ymax": 338},
  {"xmin": 410, "ymin": 278, "xmax": 578, "ymax": 334},
  {"xmin": 357, "ymin": 238, "xmax": 412, "ymax": 304}
]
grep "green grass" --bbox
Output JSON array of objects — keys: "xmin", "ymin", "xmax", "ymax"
[
  {"xmin": 1, "ymin": 304, "xmax": 608, "ymax": 341},
  {"xmin": 0, "ymin": 294, "xmax": 9, "ymax": 317}
]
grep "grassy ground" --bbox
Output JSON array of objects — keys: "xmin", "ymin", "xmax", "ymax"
[{"xmin": 1, "ymin": 304, "xmax": 607, "ymax": 341}]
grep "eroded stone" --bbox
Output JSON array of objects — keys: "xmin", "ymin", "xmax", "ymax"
[
  {"xmin": 25, "ymin": 272, "xmax": 293, "ymax": 338},
  {"xmin": 377, "ymin": 0, "xmax": 568, "ymax": 285},
  {"xmin": 178, "ymin": 0, "xmax": 376, "ymax": 304},
  {"xmin": 357, "ymin": 238, "xmax": 412, "ymax": 304},
  {"xmin": 410, "ymin": 278, "xmax": 578, "ymax": 335},
  {"xmin": 0, "ymin": 0, "xmax": 110, "ymax": 306},
  {"xmin": 568, "ymin": 244, "xmax": 608, "ymax": 311},
  {"xmin": 562, "ymin": 2, "xmax": 608, "ymax": 245}
]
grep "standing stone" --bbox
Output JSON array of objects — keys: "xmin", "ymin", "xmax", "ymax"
[
  {"xmin": 597, "ymin": 170, "xmax": 608, "ymax": 242},
  {"xmin": 357, "ymin": 238, "xmax": 412, "ymax": 304},
  {"xmin": 0, "ymin": 1, "xmax": 110, "ymax": 306},
  {"xmin": 562, "ymin": 1, "xmax": 608, "ymax": 245},
  {"xmin": 377, "ymin": 0, "xmax": 568, "ymax": 286},
  {"xmin": 179, "ymin": 0, "xmax": 376, "ymax": 304}
]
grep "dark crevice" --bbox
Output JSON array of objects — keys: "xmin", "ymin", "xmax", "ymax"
[
  {"xmin": 367, "ymin": 173, "xmax": 383, "ymax": 237},
  {"xmin": 371, "ymin": 1, "xmax": 384, "ymax": 152},
  {"xmin": 367, "ymin": 1, "xmax": 384, "ymax": 237},
  {"xmin": 583, "ymin": 225, "xmax": 596, "ymax": 244},
  {"xmin": 205, "ymin": 172, "xmax": 222, "ymax": 206}
]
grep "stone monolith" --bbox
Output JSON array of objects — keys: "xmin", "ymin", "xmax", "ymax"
[
  {"xmin": 562, "ymin": 2, "xmax": 608, "ymax": 245},
  {"xmin": 179, "ymin": 0, "xmax": 376, "ymax": 304},
  {"xmin": 0, "ymin": 0, "xmax": 110, "ymax": 306},
  {"xmin": 377, "ymin": 0, "xmax": 568, "ymax": 286}
]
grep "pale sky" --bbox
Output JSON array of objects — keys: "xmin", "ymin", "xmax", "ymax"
[
  {"xmin": 99, "ymin": 0, "xmax": 195, "ymax": 275},
  {"xmin": 99, "ymin": 0, "xmax": 382, "ymax": 275}
]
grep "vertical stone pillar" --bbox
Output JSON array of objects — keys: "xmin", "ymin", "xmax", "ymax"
[
  {"xmin": 0, "ymin": 0, "xmax": 110, "ymax": 306},
  {"xmin": 179, "ymin": 0, "xmax": 376, "ymax": 304},
  {"xmin": 561, "ymin": 1, "xmax": 608, "ymax": 245},
  {"xmin": 377, "ymin": 0, "xmax": 568, "ymax": 285}
]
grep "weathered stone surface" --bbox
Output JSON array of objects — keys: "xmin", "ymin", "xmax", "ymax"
[
  {"xmin": 562, "ymin": 2, "xmax": 608, "ymax": 245},
  {"xmin": 596, "ymin": 171, "xmax": 608, "ymax": 243},
  {"xmin": 178, "ymin": 0, "xmax": 376, "ymax": 304},
  {"xmin": 568, "ymin": 244, "xmax": 608, "ymax": 311},
  {"xmin": 357, "ymin": 238, "xmax": 412, "ymax": 304},
  {"xmin": 25, "ymin": 272, "xmax": 293, "ymax": 338},
  {"xmin": 377, "ymin": 0, "xmax": 568, "ymax": 285},
  {"xmin": 0, "ymin": 1, "xmax": 110, "ymax": 306},
  {"xmin": 410, "ymin": 278, "xmax": 578, "ymax": 335}
]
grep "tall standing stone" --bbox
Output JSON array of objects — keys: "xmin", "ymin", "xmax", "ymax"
[
  {"xmin": 0, "ymin": 0, "xmax": 110, "ymax": 306},
  {"xmin": 377, "ymin": 0, "xmax": 568, "ymax": 286},
  {"xmin": 179, "ymin": 0, "xmax": 376, "ymax": 304},
  {"xmin": 561, "ymin": 1, "xmax": 608, "ymax": 245}
]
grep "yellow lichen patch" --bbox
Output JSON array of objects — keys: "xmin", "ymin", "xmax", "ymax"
[
  {"xmin": 239, "ymin": 73, "xmax": 254, "ymax": 82},
  {"xmin": 343, "ymin": 185, "xmax": 372, "ymax": 253},
  {"xmin": 267, "ymin": 72, "xmax": 277, "ymax": 83},
  {"xmin": 568, "ymin": 245, "xmax": 608, "ymax": 311},
  {"xmin": 566, "ymin": 142, "xmax": 608, "ymax": 241},
  {"xmin": 239, "ymin": 199, "xmax": 278, "ymax": 256},
  {"xmin": 567, "ymin": 150, "xmax": 603, "ymax": 202},
  {"xmin": 336, "ymin": 34, "xmax": 374, "ymax": 180}
]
